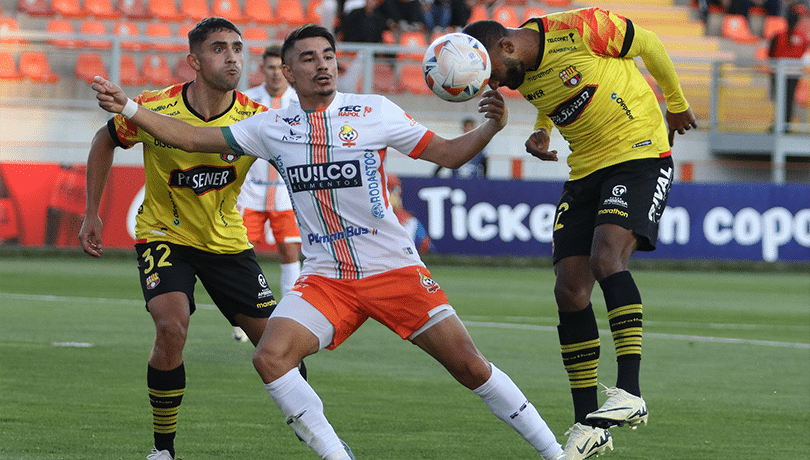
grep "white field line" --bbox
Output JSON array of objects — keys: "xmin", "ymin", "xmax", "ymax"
[{"xmin": 3, "ymin": 293, "xmax": 808, "ymax": 350}]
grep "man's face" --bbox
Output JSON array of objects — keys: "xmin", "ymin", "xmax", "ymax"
[
  {"xmin": 261, "ymin": 55, "xmax": 286, "ymax": 96},
  {"xmin": 488, "ymin": 53, "xmax": 525, "ymax": 91},
  {"xmin": 192, "ymin": 29, "xmax": 243, "ymax": 91},
  {"xmin": 282, "ymin": 36, "xmax": 337, "ymax": 100}
]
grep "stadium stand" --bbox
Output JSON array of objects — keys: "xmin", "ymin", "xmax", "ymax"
[
  {"xmin": 119, "ymin": 53, "xmax": 146, "ymax": 85},
  {"xmin": 275, "ymin": 0, "xmax": 306, "ymax": 26},
  {"xmin": 145, "ymin": 22, "xmax": 185, "ymax": 51},
  {"xmin": 372, "ymin": 62, "xmax": 397, "ymax": 93},
  {"xmin": 17, "ymin": 0, "xmax": 54, "ymax": 16},
  {"xmin": 113, "ymin": 20, "xmax": 147, "ymax": 51},
  {"xmin": 51, "ymin": 0, "xmax": 87, "ymax": 17},
  {"xmin": 20, "ymin": 51, "xmax": 60, "ymax": 82},
  {"xmin": 0, "ymin": 52, "xmax": 23, "ymax": 80},
  {"xmin": 243, "ymin": 0, "xmax": 275, "ymax": 24},
  {"xmin": 306, "ymin": 0, "xmax": 325, "ymax": 25},
  {"xmin": 492, "ymin": 5, "xmax": 520, "ymax": 28},
  {"xmin": 79, "ymin": 18, "xmax": 112, "ymax": 49},
  {"xmin": 174, "ymin": 55, "xmax": 195, "ymax": 81},
  {"xmin": 0, "ymin": 17, "xmax": 24, "ymax": 44},
  {"xmin": 762, "ymin": 15, "xmax": 788, "ymax": 40},
  {"xmin": 180, "ymin": 0, "xmax": 211, "ymax": 21},
  {"xmin": 142, "ymin": 54, "xmax": 174, "ymax": 86},
  {"xmin": 117, "ymin": 0, "xmax": 151, "ymax": 19},
  {"xmin": 398, "ymin": 63, "xmax": 431, "ymax": 95},
  {"xmin": 721, "ymin": 13, "xmax": 759, "ymax": 43},
  {"xmin": 212, "ymin": 0, "xmax": 247, "ymax": 23},
  {"xmin": 75, "ymin": 52, "xmax": 108, "ymax": 83},
  {"xmin": 84, "ymin": 0, "xmax": 121, "ymax": 18},
  {"xmin": 468, "ymin": 4, "xmax": 487, "ymax": 22},
  {"xmin": 397, "ymin": 31, "xmax": 427, "ymax": 62},
  {"xmin": 522, "ymin": 6, "xmax": 546, "ymax": 22},
  {"xmin": 243, "ymin": 25, "xmax": 269, "ymax": 54},
  {"xmin": 148, "ymin": 0, "xmax": 187, "ymax": 21},
  {"xmin": 46, "ymin": 18, "xmax": 82, "ymax": 48}
]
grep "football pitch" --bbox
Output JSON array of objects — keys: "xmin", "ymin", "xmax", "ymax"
[{"xmin": 1, "ymin": 254, "xmax": 808, "ymax": 460}]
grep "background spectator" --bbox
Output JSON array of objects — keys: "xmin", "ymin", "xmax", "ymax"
[{"xmin": 768, "ymin": 1, "xmax": 810, "ymax": 130}]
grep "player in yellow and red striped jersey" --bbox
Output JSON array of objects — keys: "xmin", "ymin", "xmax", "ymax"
[{"xmin": 464, "ymin": 8, "xmax": 697, "ymax": 460}]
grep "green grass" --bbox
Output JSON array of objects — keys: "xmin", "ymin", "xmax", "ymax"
[{"xmin": 1, "ymin": 255, "xmax": 808, "ymax": 460}]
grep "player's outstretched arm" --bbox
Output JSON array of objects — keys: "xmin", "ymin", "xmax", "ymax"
[
  {"xmin": 419, "ymin": 89, "xmax": 508, "ymax": 168},
  {"xmin": 91, "ymin": 76, "xmax": 234, "ymax": 155},
  {"xmin": 78, "ymin": 125, "xmax": 117, "ymax": 257}
]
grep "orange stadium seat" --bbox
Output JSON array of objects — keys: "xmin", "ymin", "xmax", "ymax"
[
  {"xmin": 51, "ymin": 0, "xmax": 87, "ymax": 17},
  {"xmin": 397, "ymin": 31, "xmax": 428, "ymax": 62},
  {"xmin": 75, "ymin": 52, "xmax": 108, "ymax": 83},
  {"xmin": 145, "ymin": 22, "xmax": 186, "ymax": 51},
  {"xmin": 211, "ymin": 0, "xmax": 246, "ymax": 23},
  {"xmin": 174, "ymin": 55, "xmax": 196, "ymax": 81},
  {"xmin": 18, "ymin": 0, "xmax": 55, "ymax": 16},
  {"xmin": 522, "ymin": 6, "xmax": 546, "ymax": 23},
  {"xmin": 47, "ymin": 18, "xmax": 83, "ymax": 48},
  {"xmin": 372, "ymin": 63, "xmax": 398, "ymax": 93},
  {"xmin": 84, "ymin": 0, "xmax": 121, "ymax": 18},
  {"xmin": 544, "ymin": 0, "xmax": 571, "ymax": 7},
  {"xmin": 0, "ymin": 17, "xmax": 25, "ymax": 44},
  {"xmin": 762, "ymin": 15, "xmax": 788, "ymax": 40},
  {"xmin": 307, "ymin": 0, "xmax": 325, "ymax": 25},
  {"xmin": 0, "ymin": 52, "xmax": 23, "ymax": 80},
  {"xmin": 119, "ymin": 53, "xmax": 146, "ymax": 85},
  {"xmin": 468, "ymin": 4, "xmax": 488, "ymax": 23},
  {"xmin": 79, "ymin": 19, "xmax": 112, "ymax": 49},
  {"xmin": 176, "ymin": 20, "xmax": 194, "ymax": 41},
  {"xmin": 148, "ymin": 0, "xmax": 187, "ymax": 21},
  {"xmin": 143, "ymin": 54, "xmax": 175, "ymax": 86},
  {"xmin": 244, "ymin": 0, "xmax": 275, "ymax": 24},
  {"xmin": 399, "ymin": 63, "xmax": 431, "ymax": 95},
  {"xmin": 504, "ymin": 0, "xmax": 525, "ymax": 5},
  {"xmin": 118, "ymin": 0, "xmax": 151, "ymax": 19},
  {"xmin": 722, "ymin": 14, "xmax": 758, "ymax": 43},
  {"xmin": 275, "ymin": 0, "xmax": 306, "ymax": 26},
  {"xmin": 243, "ymin": 25, "xmax": 269, "ymax": 55},
  {"xmin": 20, "ymin": 51, "xmax": 60, "ymax": 82},
  {"xmin": 381, "ymin": 29, "xmax": 395, "ymax": 44},
  {"xmin": 180, "ymin": 0, "xmax": 210, "ymax": 21},
  {"xmin": 113, "ymin": 20, "xmax": 147, "ymax": 50},
  {"xmin": 492, "ymin": 5, "xmax": 519, "ymax": 28}
]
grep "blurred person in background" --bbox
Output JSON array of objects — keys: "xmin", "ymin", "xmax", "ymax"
[
  {"xmin": 433, "ymin": 117, "xmax": 488, "ymax": 178},
  {"xmin": 235, "ymin": 44, "xmax": 302, "ymax": 342},
  {"xmin": 465, "ymin": 7, "xmax": 696, "ymax": 459},
  {"xmin": 768, "ymin": 1, "xmax": 810, "ymax": 132},
  {"xmin": 387, "ymin": 173, "xmax": 434, "ymax": 254},
  {"xmin": 338, "ymin": 0, "xmax": 391, "ymax": 43}
]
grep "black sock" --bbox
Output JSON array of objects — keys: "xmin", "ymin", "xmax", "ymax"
[
  {"xmin": 148, "ymin": 363, "xmax": 185, "ymax": 458},
  {"xmin": 600, "ymin": 271, "xmax": 643, "ymax": 397},
  {"xmin": 558, "ymin": 303, "xmax": 600, "ymax": 424}
]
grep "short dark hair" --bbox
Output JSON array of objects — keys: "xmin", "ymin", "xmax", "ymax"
[
  {"xmin": 281, "ymin": 24, "xmax": 336, "ymax": 65},
  {"xmin": 188, "ymin": 17, "xmax": 241, "ymax": 54},
  {"xmin": 462, "ymin": 20, "xmax": 507, "ymax": 54},
  {"xmin": 262, "ymin": 43, "xmax": 283, "ymax": 61}
]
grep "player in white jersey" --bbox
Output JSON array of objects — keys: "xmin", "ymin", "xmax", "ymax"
[
  {"xmin": 233, "ymin": 44, "xmax": 302, "ymax": 342},
  {"xmin": 91, "ymin": 24, "xmax": 565, "ymax": 460}
]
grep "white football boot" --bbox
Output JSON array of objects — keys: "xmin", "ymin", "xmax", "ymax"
[
  {"xmin": 232, "ymin": 326, "xmax": 249, "ymax": 342},
  {"xmin": 586, "ymin": 385, "xmax": 648, "ymax": 429},
  {"xmin": 146, "ymin": 448, "xmax": 173, "ymax": 460},
  {"xmin": 563, "ymin": 423, "xmax": 613, "ymax": 460}
]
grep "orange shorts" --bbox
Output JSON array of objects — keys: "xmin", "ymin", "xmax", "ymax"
[
  {"xmin": 242, "ymin": 208, "xmax": 301, "ymax": 245},
  {"xmin": 290, "ymin": 265, "xmax": 451, "ymax": 349}
]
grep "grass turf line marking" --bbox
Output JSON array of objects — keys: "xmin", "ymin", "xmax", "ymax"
[{"xmin": 3, "ymin": 293, "xmax": 808, "ymax": 349}]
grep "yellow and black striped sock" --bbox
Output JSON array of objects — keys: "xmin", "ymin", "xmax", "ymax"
[
  {"xmin": 600, "ymin": 270, "xmax": 643, "ymax": 397},
  {"xmin": 558, "ymin": 303, "xmax": 600, "ymax": 424},
  {"xmin": 148, "ymin": 363, "xmax": 185, "ymax": 458}
]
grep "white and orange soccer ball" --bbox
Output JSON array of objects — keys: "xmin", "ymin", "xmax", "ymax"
[{"xmin": 422, "ymin": 33, "xmax": 491, "ymax": 103}]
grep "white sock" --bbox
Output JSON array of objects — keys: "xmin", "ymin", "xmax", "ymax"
[
  {"xmin": 279, "ymin": 261, "xmax": 301, "ymax": 297},
  {"xmin": 264, "ymin": 368, "xmax": 348, "ymax": 459},
  {"xmin": 472, "ymin": 364, "xmax": 562, "ymax": 460}
]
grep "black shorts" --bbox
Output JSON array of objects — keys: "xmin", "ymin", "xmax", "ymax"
[
  {"xmin": 552, "ymin": 157, "xmax": 674, "ymax": 264},
  {"xmin": 135, "ymin": 241, "xmax": 276, "ymax": 325}
]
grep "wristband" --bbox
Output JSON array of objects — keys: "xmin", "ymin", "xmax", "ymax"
[{"xmin": 121, "ymin": 98, "xmax": 139, "ymax": 118}]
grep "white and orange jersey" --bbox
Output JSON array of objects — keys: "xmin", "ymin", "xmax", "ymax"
[
  {"xmin": 225, "ymin": 92, "xmax": 434, "ymax": 279},
  {"xmin": 238, "ymin": 86, "xmax": 298, "ymax": 212}
]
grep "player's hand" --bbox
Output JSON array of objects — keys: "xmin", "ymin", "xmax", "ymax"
[
  {"xmin": 91, "ymin": 76, "xmax": 128, "ymax": 114},
  {"xmin": 525, "ymin": 128, "xmax": 558, "ymax": 161},
  {"xmin": 78, "ymin": 215, "xmax": 103, "ymax": 258},
  {"xmin": 666, "ymin": 107, "xmax": 697, "ymax": 147},
  {"xmin": 478, "ymin": 89, "xmax": 508, "ymax": 131}
]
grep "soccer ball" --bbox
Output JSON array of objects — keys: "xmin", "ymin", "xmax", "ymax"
[{"xmin": 422, "ymin": 33, "xmax": 492, "ymax": 103}]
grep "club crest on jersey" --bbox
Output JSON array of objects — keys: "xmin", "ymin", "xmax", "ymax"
[
  {"xmin": 220, "ymin": 153, "xmax": 239, "ymax": 163},
  {"xmin": 559, "ymin": 65, "xmax": 582, "ymax": 87},
  {"xmin": 145, "ymin": 273, "xmax": 160, "ymax": 290},
  {"xmin": 169, "ymin": 165, "xmax": 237, "ymax": 195},
  {"xmin": 339, "ymin": 125, "xmax": 359, "ymax": 147},
  {"xmin": 418, "ymin": 270, "xmax": 440, "ymax": 293}
]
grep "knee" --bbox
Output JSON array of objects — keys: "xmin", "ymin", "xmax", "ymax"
[
  {"xmin": 554, "ymin": 281, "xmax": 590, "ymax": 311},
  {"xmin": 154, "ymin": 318, "xmax": 187, "ymax": 348},
  {"xmin": 447, "ymin": 349, "xmax": 491, "ymax": 390},
  {"xmin": 253, "ymin": 343, "xmax": 295, "ymax": 382}
]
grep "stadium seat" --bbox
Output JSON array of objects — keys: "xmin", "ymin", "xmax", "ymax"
[
  {"xmin": 145, "ymin": 22, "xmax": 185, "ymax": 52},
  {"xmin": 0, "ymin": 52, "xmax": 23, "ymax": 80},
  {"xmin": 0, "ymin": 17, "xmax": 25, "ymax": 44},
  {"xmin": 276, "ymin": 0, "xmax": 306, "ymax": 26},
  {"xmin": 399, "ymin": 63, "xmax": 431, "ymax": 95},
  {"xmin": 762, "ymin": 15, "xmax": 788, "ymax": 40},
  {"xmin": 148, "ymin": 0, "xmax": 187, "ymax": 21},
  {"xmin": 118, "ymin": 0, "xmax": 151, "ymax": 19},
  {"xmin": 174, "ymin": 55, "xmax": 195, "ymax": 82},
  {"xmin": 142, "ymin": 54, "xmax": 175, "ymax": 86},
  {"xmin": 721, "ymin": 14, "xmax": 758, "ymax": 43},
  {"xmin": 397, "ymin": 31, "xmax": 428, "ymax": 62},
  {"xmin": 544, "ymin": 0, "xmax": 571, "ymax": 6},
  {"xmin": 47, "ymin": 18, "xmax": 83, "ymax": 48},
  {"xmin": 499, "ymin": 86, "xmax": 523, "ymax": 99},
  {"xmin": 119, "ymin": 53, "xmax": 146, "ymax": 85},
  {"xmin": 372, "ymin": 63, "xmax": 398, "ymax": 93},
  {"xmin": 17, "ymin": 0, "xmax": 55, "ymax": 17},
  {"xmin": 79, "ymin": 19, "xmax": 112, "ymax": 49},
  {"xmin": 211, "ymin": 0, "xmax": 246, "ymax": 23},
  {"xmin": 307, "ymin": 0, "xmax": 328, "ymax": 25},
  {"xmin": 492, "ymin": 5, "xmax": 519, "ymax": 28},
  {"xmin": 381, "ymin": 29, "xmax": 395, "ymax": 45},
  {"xmin": 20, "ymin": 51, "xmax": 60, "ymax": 82},
  {"xmin": 113, "ymin": 20, "xmax": 146, "ymax": 51},
  {"xmin": 180, "ymin": 0, "xmax": 210, "ymax": 21},
  {"xmin": 522, "ymin": 6, "xmax": 546, "ymax": 23},
  {"xmin": 75, "ymin": 52, "xmax": 108, "ymax": 83},
  {"xmin": 468, "ymin": 4, "xmax": 488, "ymax": 23},
  {"xmin": 243, "ymin": 0, "xmax": 275, "ymax": 24},
  {"xmin": 176, "ymin": 20, "xmax": 195, "ymax": 41},
  {"xmin": 504, "ymin": 0, "xmax": 525, "ymax": 5},
  {"xmin": 84, "ymin": 0, "xmax": 121, "ymax": 18},
  {"xmin": 51, "ymin": 0, "xmax": 87, "ymax": 17},
  {"xmin": 243, "ymin": 25, "xmax": 269, "ymax": 55}
]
